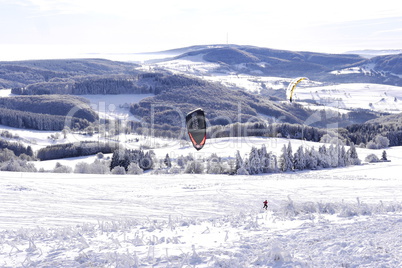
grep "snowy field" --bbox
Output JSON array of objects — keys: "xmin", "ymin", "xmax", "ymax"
[
  {"xmin": 295, "ymin": 83, "xmax": 402, "ymax": 113},
  {"xmin": 1, "ymin": 144, "xmax": 402, "ymax": 267}
]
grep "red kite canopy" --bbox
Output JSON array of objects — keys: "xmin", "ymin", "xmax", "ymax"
[{"xmin": 186, "ymin": 108, "xmax": 206, "ymax": 151}]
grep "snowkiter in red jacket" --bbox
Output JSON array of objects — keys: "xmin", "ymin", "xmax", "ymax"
[{"xmin": 263, "ymin": 200, "xmax": 268, "ymax": 210}]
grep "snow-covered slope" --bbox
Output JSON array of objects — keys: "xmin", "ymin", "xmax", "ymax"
[
  {"xmin": 1, "ymin": 149, "xmax": 402, "ymax": 267},
  {"xmin": 295, "ymin": 83, "xmax": 402, "ymax": 113}
]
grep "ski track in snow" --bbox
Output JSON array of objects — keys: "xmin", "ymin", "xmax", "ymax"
[{"xmin": 0, "ymin": 169, "xmax": 401, "ymax": 267}]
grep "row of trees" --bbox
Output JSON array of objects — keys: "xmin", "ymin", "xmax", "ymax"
[
  {"xmin": 0, "ymin": 148, "xmax": 36, "ymax": 172},
  {"xmin": 1, "ymin": 141, "xmax": 363, "ymax": 175},
  {"xmin": 207, "ymin": 122, "xmax": 339, "ymax": 143},
  {"xmin": 109, "ymin": 149, "xmax": 154, "ymax": 172},
  {"xmin": 36, "ymin": 141, "xmax": 119, "ymax": 161},
  {"xmin": 0, "ymin": 95, "xmax": 97, "ymax": 131},
  {"xmin": 0, "ymin": 107, "xmax": 91, "ymax": 131},
  {"xmin": 346, "ymin": 123, "xmax": 402, "ymax": 147},
  {"xmin": 235, "ymin": 142, "xmax": 361, "ymax": 175},
  {"xmin": 11, "ymin": 73, "xmax": 210, "ymax": 96},
  {"xmin": 0, "ymin": 139, "xmax": 33, "ymax": 157}
]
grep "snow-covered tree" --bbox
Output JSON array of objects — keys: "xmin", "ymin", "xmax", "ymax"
[
  {"xmin": 184, "ymin": 160, "xmax": 204, "ymax": 174},
  {"xmin": 337, "ymin": 145, "xmax": 346, "ymax": 167},
  {"xmin": 111, "ymin": 166, "xmax": 126, "ymax": 175},
  {"xmin": 206, "ymin": 154, "xmax": 223, "ymax": 174},
  {"xmin": 235, "ymin": 150, "xmax": 243, "ymax": 171},
  {"xmin": 127, "ymin": 163, "xmax": 143, "ymax": 175},
  {"xmin": 347, "ymin": 143, "xmax": 361, "ymax": 165},
  {"xmin": 163, "ymin": 153, "xmax": 172, "ymax": 168},
  {"xmin": 287, "ymin": 142, "xmax": 294, "ymax": 169},
  {"xmin": 293, "ymin": 146, "xmax": 306, "ymax": 171},
  {"xmin": 248, "ymin": 146, "xmax": 261, "ymax": 175},
  {"xmin": 177, "ymin": 155, "xmax": 185, "ymax": 168},
  {"xmin": 305, "ymin": 147, "xmax": 318, "ymax": 170},
  {"xmin": 381, "ymin": 150, "xmax": 388, "ymax": 161},
  {"xmin": 375, "ymin": 135, "xmax": 389, "ymax": 149},
  {"xmin": 279, "ymin": 143, "xmax": 293, "ymax": 172},
  {"xmin": 365, "ymin": 154, "xmax": 380, "ymax": 163}
]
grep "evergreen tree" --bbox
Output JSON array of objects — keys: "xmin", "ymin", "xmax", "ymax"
[
  {"xmin": 338, "ymin": 145, "xmax": 346, "ymax": 167},
  {"xmin": 235, "ymin": 150, "xmax": 243, "ymax": 171},
  {"xmin": 248, "ymin": 146, "xmax": 260, "ymax": 175},
  {"xmin": 110, "ymin": 149, "xmax": 131, "ymax": 171},
  {"xmin": 306, "ymin": 147, "xmax": 318, "ymax": 170},
  {"xmin": 280, "ymin": 144, "xmax": 293, "ymax": 172},
  {"xmin": 318, "ymin": 145, "xmax": 330, "ymax": 168},
  {"xmin": 328, "ymin": 144, "xmax": 338, "ymax": 167},
  {"xmin": 110, "ymin": 150, "xmax": 120, "ymax": 171},
  {"xmin": 164, "ymin": 153, "xmax": 172, "ymax": 168},
  {"xmin": 293, "ymin": 146, "xmax": 306, "ymax": 170},
  {"xmin": 177, "ymin": 155, "xmax": 185, "ymax": 168},
  {"xmin": 381, "ymin": 150, "xmax": 388, "ymax": 161},
  {"xmin": 139, "ymin": 152, "xmax": 154, "ymax": 170},
  {"xmin": 347, "ymin": 143, "xmax": 361, "ymax": 165},
  {"xmin": 287, "ymin": 142, "xmax": 294, "ymax": 171}
]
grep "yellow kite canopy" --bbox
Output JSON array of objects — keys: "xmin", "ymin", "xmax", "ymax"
[{"xmin": 286, "ymin": 77, "xmax": 308, "ymax": 102}]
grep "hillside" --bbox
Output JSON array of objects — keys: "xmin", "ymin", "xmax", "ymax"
[
  {"xmin": 0, "ymin": 95, "xmax": 97, "ymax": 131},
  {"xmin": 130, "ymin": 83, "xmax": 313, "ymax": 133},
  {"xmin": 154, "ymin": 45, "xmax": 402, "ymax": 86},
  {"xmin": 0, "ymin": 58, "xmax": 139, "ymax": 88}
]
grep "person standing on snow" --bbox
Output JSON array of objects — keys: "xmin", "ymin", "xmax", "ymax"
[{"xmin": 263, "ymin": 200, "xmax": 268, "ymax": 210}]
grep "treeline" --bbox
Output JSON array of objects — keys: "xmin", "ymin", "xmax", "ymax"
[
  {"xmin": 0, "ymin": 149, "xmax": 37, "ymax": 172},
  {"xmin": 72, "ymin": 78, "xmax": 149, "ymax": 95},
  {"xmin": 0, "ymin": 139, "xmax": 33, "ymax": 157},
  {"xmin": 36, "ymin": 141, "xmax": 119, "ymax": 161},
  {"xmin": 0, "ymin": 107, "xmax": 91, "ymax": 131},
  {"xmin": 132, "ymin": 121, "xmax": 346, "ymax": 149},
  {"xmin": 235, "ymin": 142, "xmax": 361, "ymax": 175},
  {"xmin": 12, "ymin": 81, "xmax": 74, "ymax": 95},
  {"xmin": 0, "ymin": 95, "xmax": 97, "ymax": 131},
  {"xmin": 0, "ymin": 95, "xmax": 96, "ymax": 120},
  {"xmin": 1, "ymin": 59, "xmax": 139, "ymax": 89},
  {"xmin": 344, "ymin": 123, "xmax": 402, "ymax": 147},
  {"xmin": 11, "ymin": 72, "xmax": 210, "ymax": 96},
  {"xmin": 109, "ymin": 149, "xmax": 154, "ymax": 172},
  {"xmin": 208, "ymin": 122, "xmax": 342, "ymax": 143}
]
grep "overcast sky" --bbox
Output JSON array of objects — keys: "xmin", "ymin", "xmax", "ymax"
[{"xmin": 1, "ymin": 0, "xmax": 402, "ymax": 60}]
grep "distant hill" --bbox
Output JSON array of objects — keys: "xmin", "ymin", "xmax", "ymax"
[
  {"xmin": 158, "ymin": 45, "xmax": 402, "ymax": 86},
  {"xmin": 370, "ymin": 54, "xmax": 402, "ymax": 74},
  {"xmin": 171, "ymin": 45, "xmax": 364, "ymax": 76},
  {"xmin": 345, "ymin": 49, "xmax": 402, "ymax": 58}
]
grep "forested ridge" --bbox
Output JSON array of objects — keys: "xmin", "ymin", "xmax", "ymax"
[
  {"xmin": 0, "ymin": 95, "xmax": 97, "ymax": 131},
  {"xmin": 0, "ymin": 59, "xmax": 139, "ymax": 88},
  {"xmin": 11, "ymin": 72, "xmax": 211, "ymax": 96}
]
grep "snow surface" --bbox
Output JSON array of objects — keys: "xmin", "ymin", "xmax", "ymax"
[
  {"xmin": 1, "ymin": 141, "xmax": 402, "ymax": 267},
  {"xmin": 82, "ymin": 94, "xmax": 154, "ymax": 122},
  {"xmin": 1, "ymin": 164, "xmax": 402, "ymax": 267},
  {"xmin": 296, "ymin": 83, "xmax": 402, "ymax": 113}
]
